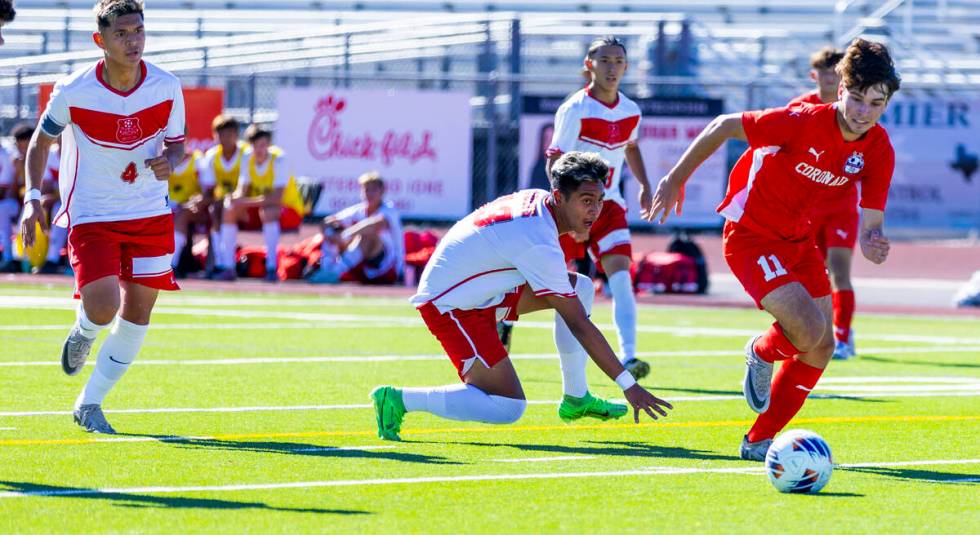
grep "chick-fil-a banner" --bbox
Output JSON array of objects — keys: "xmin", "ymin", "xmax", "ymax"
[{"xmin": 276, "ymin": 88, "xmax": 472, "ymax": 219}]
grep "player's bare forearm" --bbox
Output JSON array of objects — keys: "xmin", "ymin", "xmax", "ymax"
[
  {"xmin": 859, "ymin": 208, "xmax": 889, "ymax": 264},
  {"xmin": 667, "ymin": 113, "xmax": 744, "ymax": 186},
  {"xmin": 163, "ymin": 141, "xmax": 185, "ymax": 169},
  {"xmin": 26, "ymin": 130, "xmax": 55, "ymax": 192},
  {"xmin": 342, "ymin": 214, "xmax": 388, "ymax": 240},
  {"xmin": 624, "ymin": 144, "xmax": 651, "ymax": 189},
  {"xmin": 549, "ymin": 296, "xmax": 626, "ymax": 381}
]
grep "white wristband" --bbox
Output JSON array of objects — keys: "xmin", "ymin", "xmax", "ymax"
[
  {"xmin": 615, "ymin": 370, "xmax": 637, "ymax": 390},
  {"xmin": 24, "ymin": 189, "xmax": 42, "ymax": 203}
]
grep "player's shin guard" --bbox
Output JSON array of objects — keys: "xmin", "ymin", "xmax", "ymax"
[
  {"xmin": 753, "ymin": 322, "xmax": 801, "ymax": 363},
  {"xmin": 401, "ymin": 384, "xmax": 526, "ymax": 424},
  {"xmin": 76, "ymin": 318, "xmax": 148, "ymax": 408},
  {"xmin": 746, "ymin": 358, "xmax": 823, "ymax": 442},
  {"xmin": 262, "ymin": 221, "xmax": 280, "ymax": 270},
  {"xmin": 554, "ymin": 272, "xmax": 594, "ymax": 397},
  {"xmin": 607, "ymin": 270, "xmax": 637, "ymax": 362},
  {"xmin": 832, "ymin": 290, "xmax": 855, "ymax": 343}
]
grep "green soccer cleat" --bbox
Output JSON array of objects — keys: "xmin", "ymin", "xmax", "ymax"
[
  {"xmin": 558, "ymin": 392, "xmax": 628, "ymax": 423},
  {"xmin": 370, "ymin": 386, "xmax": 406, "ymax": 441}
]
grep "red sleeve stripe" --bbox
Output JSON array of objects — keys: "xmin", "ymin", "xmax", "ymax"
[
  {"xmin": 534, "ymin": 290, "xmax": 577, "ymax": 298},
  {"xmin": 164, "ymin": 135, "xmax": 185, "ymax": 143}
]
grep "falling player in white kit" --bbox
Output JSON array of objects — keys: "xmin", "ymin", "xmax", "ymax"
[
  {"xmin": 21, "ymin": 0, "xmax": 185, "ymax": 434},
  {"xmin": 545, "ymin": 36, "xmax": 654, "ymax": 381},
  {"xmin": 370, "ymin": 152, "xmax": 673, "ymax": 440}
]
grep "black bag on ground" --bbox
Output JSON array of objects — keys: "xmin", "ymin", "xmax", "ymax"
[{"xmin": 667, "ymin": 233, "xmax": 709, "ymax": 294}]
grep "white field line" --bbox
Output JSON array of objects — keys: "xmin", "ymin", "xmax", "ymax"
[
  {"xmin": 2, "ymin": 346, "xmax": 980, "ymax": 368},
  {"xmin": 2, "ymin": 295, "xmax": 979, "ymax": 345},
  {"xmin": 837, "ymin": 459, "xmax": 980, "ymax": 469},
  {"xmin": 492, "ymin": 456, "xmax": 597, "ymax": 463},
  {"xmin": 820, "ymin": 377, "xmax": 980, "ymax": 384},
  {"xmin": 0, "ymin": 427, "xmax": 15, "ymax": 431},
  {"xmin": 290, "ymin": 445, "xmax": 398, "ymax": 453},
  {"xmin": 2, "ymin": 459, "xmax": 978, "ymax": 498},
  {"xmin": 2, "ymin": 389, "xmax": 978, "ymax": 418}
]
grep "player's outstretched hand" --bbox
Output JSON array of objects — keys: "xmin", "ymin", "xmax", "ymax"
[
  {"xmin": 144, "ymin": 156, "xmax": 172, "ymax": 181},
  {"xmin": 623, "ymin": 384, "xmax": 673, "ymax": 423},
  {"xmin": 19, "ymin": 200, "xmax": 47, "ymax": 249},
  {"xmin": 638, "ymin": 184, "xmax": 654, "ymax": 220},
  {"xmin": 648, "ymin": 176, "xmax": 685, "ymax": 224},
  {"xmin": 860, "ymin": 229, "xmax": 890, "ymax": 264}
]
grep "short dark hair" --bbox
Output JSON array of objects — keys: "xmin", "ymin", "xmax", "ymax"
[
  {"xmin": 94, "ymin": 0, "xmax": 143, "ymax": 30},
  {"xmin": 550, "ymin": 151, "xmax": 609, "ymax": 197},
  {"xmin": 11, "ymin": 123, "xmax": 33, "ymax": 141},
  {"xmin": 837, "ymin": 38, "xmax": 901, "ymax": 98},
  {"xmin": 0, "ymin": 0, "xmax": 16, "ymax": 23},
  {"xmin": 586, "ymin": 36, "xmax": 627, "ymax": 59},
  {"xmin": 211, "ymin": 114, "xmax": 239, "ymax": 134},
  {"xmin": 244, "ymin": 123, "xmax": 272, "ymax": 143},
  {"xmin": 810, "ymin": 46, "xmax": 844, "ymax": 70}
]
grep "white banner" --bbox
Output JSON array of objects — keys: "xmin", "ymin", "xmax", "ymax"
[
  {"xmin": 520, "ymin": 97, "xmax": 726, "ymax": 228},
  {"xmin": 878, "ymin": 98, "xmax": 980, "ymax": 232},
  {"xmin": 276, "ymin": 88, "xmax": 472, "ymax": 219}
]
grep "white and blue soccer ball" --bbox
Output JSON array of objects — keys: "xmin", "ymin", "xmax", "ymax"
[{"xmin": 765, "ymin": 429, "xmax": 834, "ymax": 493}]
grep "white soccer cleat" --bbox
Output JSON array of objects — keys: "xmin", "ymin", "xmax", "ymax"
[
  {"xmin": 73, "ymin": 404, "xmax": 117, "ymax": 434},
  {"xmin": 743, "ymin": 336, "xmax": 773, "ymax": 414},
  {"xmin": 739, "ymin": 435, "xmax": 773, "ymax": 462}
]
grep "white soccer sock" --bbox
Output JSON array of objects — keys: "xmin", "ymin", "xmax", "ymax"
[
  {"xmin": 554, "ymin": 272, "xmax": 594, "ymax": 397},
  {"xmin": 219, "ymin": 223, "xmax": 238, "ymax": 268},
  {"xmin": 75, "ymin": 318, "xmax": 147, "ymax": 408},
  {"xmin": 172, "ymin": 231, "xmax": 187, "ymax": 268},
  {"xmin": 262, "ymin": 221, "xmax": 281, "ymax": 270},
  {"xmin": 75, "ymin": 304, "xmax": 109, "ymax": 340},
  {"xmin": 46, "ymin": 224, "xmax": 68, "ymax": 263},
  {"xmin": 339, "ymin": 245, "xmax": 364, "ymax": 273},
  {"xmin": 401, "ymin": 384, "xmax": 526, "ymax": 424},
  {"xmin": 608, "ymin": 270, "xmax": 637, "ymax": 362}
]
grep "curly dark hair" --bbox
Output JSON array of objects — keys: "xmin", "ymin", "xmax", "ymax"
[
  {"xmin": 550, "ymin": 151, "xmax": 609, "ymax": 196},
  {"xmin": 837, "ymin": 38, "xmax": 901, "ymax": 98},
  {"xmin": 0, "ymin": 0, "xmax": 16, "ymax": 23},
  {"xmin": 809, "ymin": 46, "xmax": 844, "ymax": 70}
]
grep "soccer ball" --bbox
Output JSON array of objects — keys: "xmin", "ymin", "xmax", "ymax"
[{"xmin": 765, "ymin": 429, "xmax": 833, "ymax": 493}]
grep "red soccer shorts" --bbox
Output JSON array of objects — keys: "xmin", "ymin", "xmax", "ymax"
[
  {"xmin": 68, "ymin": 214, "xmax": 179, "ymax": 293},
  {"xmin": 559, "ymin": 199, "xmax": 632, "ymax": 267},
  {"xmin": 723, "ymin": 221, "xmax": 830, "ymax": 309},
  {"xmin": 418, "ymin": 286, "xmax": 523, "ymax": 380},
  {"xmin": 811, "ymin": 205, "xmax": 859, "ymax": 259},
  {"xmin": 241, "ymin": 205, "xmax": 302, "ymax": 231}
]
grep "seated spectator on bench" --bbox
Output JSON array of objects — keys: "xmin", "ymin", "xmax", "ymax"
[
  {"xmin": 214, "ymin": 124, "xmax": 304, "ymax": 282},
  {"xmin": 307, "ymin": 171, "xmax": 404, "ymax": 285}
]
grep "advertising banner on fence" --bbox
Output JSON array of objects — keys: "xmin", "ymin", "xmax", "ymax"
[
  {"xmin": 276, "ymin": 88, "xmax": 473, "ymax": 219},
  {"xmin": 520, "ymin": 96, "xmax": 727, "ymax": 229},
  {"xmin": 878, "ymin": 98, "xmax": 980, "ymax": 232},
  {"xmin": 39, "ymin": 85, "xmax": 223, "ymax": 154}
]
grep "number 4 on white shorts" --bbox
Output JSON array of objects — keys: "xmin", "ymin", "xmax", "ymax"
[{"xmin": 757, "ymin": 254, "xmax": 788, "ymax": 282}]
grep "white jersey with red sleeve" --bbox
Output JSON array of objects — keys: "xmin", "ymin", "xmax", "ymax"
[
  {"xmin": 411, "ymin": 189, "xmax": 576, "ymax": 313},
  {"xmin": 332, "ymin": 200, "xmax": 405, "ymax": 277},
  {"xmin": 546, "ymin": 88, "xmax": 641, "ymax": 207},
  {"xmin": 38, "ymin": 60, "xmax": 186, "ymax": 228}
]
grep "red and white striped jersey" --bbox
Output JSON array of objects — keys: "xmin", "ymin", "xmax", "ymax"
[
  {"xmin": 411, "ymin": 189, "xmax": 576, "ymax": 314},
  {"xmin": 39, "ymin": 60, "xmax": 186, "ymax": 227},
  {"xmin": 547, "ymin": 88, "xmax": 641, "ymax": 207}
]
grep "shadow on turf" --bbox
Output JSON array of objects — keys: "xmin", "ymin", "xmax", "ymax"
[
  {"xmin": 859, "ymin": 355, "xmax": 980, "ymax": 370},
  {"xmin": 433, "ymin": 440, "xmax": 739, "ymax": 461},
  {"xmin": 113, "ymin": 434, "xmax": 461, "ymax": 465},
  {"xmin": 842, "ymin": 466, "xmax": 979, "ymax": 484},
  {"xmin": 0, "ymin": 481, "xmax": 369, "ymax": 514}
]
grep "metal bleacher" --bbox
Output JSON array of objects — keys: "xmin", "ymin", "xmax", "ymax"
[{"xmin": 1, "ymin": 0, "xmax": 979, "ymax": 124}]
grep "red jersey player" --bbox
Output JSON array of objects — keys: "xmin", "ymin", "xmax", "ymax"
[
  {"xmin": 22, "ymin": 0, "xmax": 186, "ymax": 434},
  {"xmin": 371, "ymin": 152, "xmax": 672, "ymax": 440},
  {"xmin": 790, "ymin": 47, "xmax": 860, "ymax": 360},
  {"xmin": 650, "ymin": 39, "xmax": 900, "ymax": 461},
  {"xmin": 545, "ymin": 36, "xmax": 653, "ymax": 381}
]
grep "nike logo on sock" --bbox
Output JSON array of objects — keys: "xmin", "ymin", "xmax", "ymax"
[{"xmin": 108, "ymin": 355, "xmax": 132, "ymax": 365}]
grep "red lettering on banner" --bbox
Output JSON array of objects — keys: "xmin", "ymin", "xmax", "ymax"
[
  {"xmin": 640, "ymin": 125, "xmax": 677, "ymax": 139},
  {"xmin": 685, "ymin": 126, "xmax": 704, "ymax": 139},
  {"xmin": 307, "ymin": 95, "xmax": 438, "ymax": 166}
]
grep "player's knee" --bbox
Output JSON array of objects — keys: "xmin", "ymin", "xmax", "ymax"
[
  {"xmin": 487, "ymin": 395, "xmax": 526, "ymax": 424},
  {"xmin": 571, "ymin": 272, "xmax": 594, "ymax": 315},
  {"xmin": 84, "ymin": 301, "xmax": 119, "ymax": 325},
  {"xmin": 795, "ymin": 321, "xmax": 828, "ymax": 353}
]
